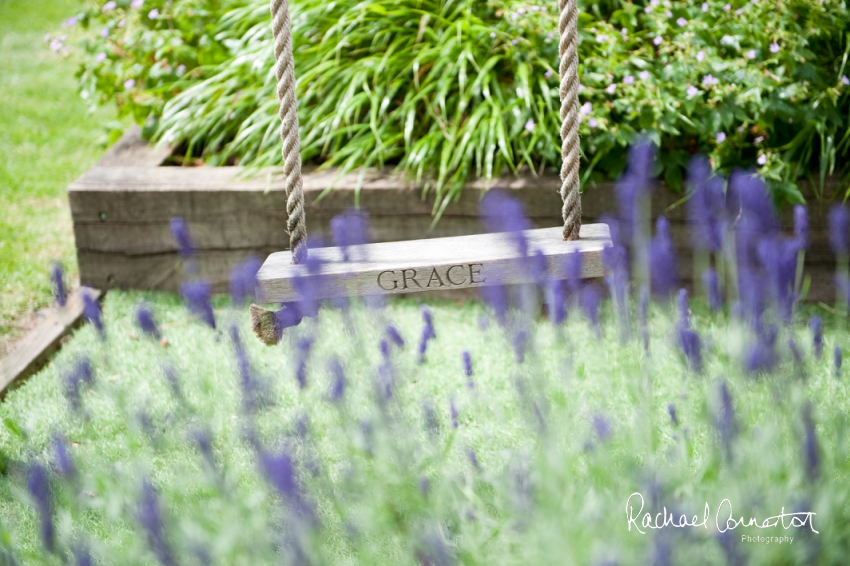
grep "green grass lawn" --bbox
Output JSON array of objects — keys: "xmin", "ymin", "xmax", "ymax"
[
  {"xmin": 0, "ymin": 289, "xmax": 847, "ymax": 564},
  {"xmin": 0, "ymin": 0, "xmax": 121, "ymax": 344}
]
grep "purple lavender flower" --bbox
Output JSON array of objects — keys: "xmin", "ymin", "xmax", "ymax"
[
  {"xmin": 715, "ymin": 381, "xmax": 737, "ymax": 454},
  {"xmin": 51, "ymin": 263, "xmax": 66, "ymax": 307},
  {"xmin": 137, "ymin": 480, "xmax": 177, "ymax": 566},
  {"xmin": 638, "ymin": 286, "xmax": 649, "ymax": 351},
  {"xmin": 835, "ymin": 346, "xmax": 842, "ymax": 378},
  {"xmin": 418, "ymin": 476, "xmax": 430, "ymax": 495},
  {"xmin": 230, "ymin": 326, "xmax": 270, "ymax": 412},
  {"xmin": 835, "ymin": 273, "xmax": 850, "ymax": 309},
  {"xmin": 181, "ymin": 281, "xmax": 215, "ymax": 329},
  {"xmin": 512, "ymin": 329, "xmax": 528, "ymax": 363},
  {"xmin": 192, "ymin": 427, "xmax": 216, "ymax": 471},
  {"xmin": 135, "ymin": 303, "xmax": 161, "ymax": 340},
  {"xmin": 229, "ymin": 257, "xmax": 261, "ymax": 306},
  {"xmin": 809, "ymin": 316, "xmax": 823, "ymax": 359},
  {"xmin": 330, "ymin": 209, "xmax": 370, "ymax": 261},
  {"xmin": 162, "ymin": 363, "xmax": 183, "ymax": 401},
  {"xmin": 744, "ymin": 326, "xmax": 779, "ymax": 375},
  {"xmin": 649, "ymin": 217, "xmax": 678, "ymax": 297},
  {"xmin": 703, "ymin": 268, "xmax": 721, "ymax": 311},
  {"xmin": 169, "ymin": 217, "xmax": 193, "ymax": 258},
  {"xmin": 467, "ymin": 447, "xmax": 481, "ymax": 471},
  {"xmin": 385, "ymin": 324, "xmax": 405, "ymax": 348},
  {"xmin": 603, "ymin": 243, "xmax": 629, "ymax": 315},
  {"xmin": 295, "ymin": 335, "xmax": 315, "ymax": 389},
  {"xmin": 480, "ymin": 189, "xmax": 531, "ymax": 257},
  {"xmin": 829, "ymin": 204, "xmax": 849, "ymax": 255},
  {"xmin": 757, "ymin": 237, "xmax": 800, "ymax": 322},
  {"xmin": 614, "ymin": 140, "xmax": 655, "ymax": 247},
  {"xmin": 417, "ymin": 526, "xmax": 455, "ymax": 566},
  {"xmin": 677, "ymin": 327, "xmax": 702, "ymax": 373},
  {"xmin": 668, "ymin": 403, "xmax": 678, "ymax": 425},
  {"xmin": 258, "ymin": 448, "xmax": 313, "ymax": 521},
  {"xmin": 593, "ymin": 414, "xmax": 612, "ymax": 441},
  {"xmin": 64, "ymin": 357, "xmax": 93, "ymax": 413},
  {"xmin": 52, "ymin": 433, "xmax": 75, "ymax": 478},
  {"xmin": 82, "ymin": 291, "xmax": 105, "ymax": 341},
  {"xmin": 545, "ymin": 278, "xmax": 566, "ymax": 324},
  {"xmin": 450, "ymin": 397, "xmax": 459, "ymax": 428},
  {"xmin": 686, "ymin": 157, "xmax": 726, "ymax": 252},
  {"xmin": 793, "ymin": 205, "xmax": 808, "ymax": 249},
  {"xmin": 565, "ymin": 249, "xmax": 584, "ymax": 296},
  {"xmin": 801, "ymin": 403, "xmax": 820, "ymax": 479},
  {"xmin": 418, "ymin": 307, "xmax": 436, "ymax": 363},
  {"xmin": 74, "ymin": 547, "xmax": 93, "ymax": 566},
  {"xmin": 27, "ymin": 463, "xmax": 54, "ymax": 553},
  {"xmin": 480, "ymin": 283, "xmax": 508, "ymax": 326},
  {"xmin": 326, "ymin": 358, "xmax": 346, "ymax": 402},
  {"xmin": 677, "ymin": 288, "xmax": 690, "ymax": 328},
  {"xmin": 580, "ymin": 285, "xmax": 602, "ymax": 333}
]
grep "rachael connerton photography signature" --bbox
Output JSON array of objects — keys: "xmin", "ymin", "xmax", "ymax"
[{"xmin": 625, "ymin": 492, "xmax": 818, "ymax": 535}]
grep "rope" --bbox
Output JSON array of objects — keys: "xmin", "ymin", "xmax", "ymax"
[
  {"xmin": 271, "ymin": 0, "xmax": 308, "ymax": 263},
  {"xmin": 558, "ymin": 0, "xmax": 582, "ymax": 241}
]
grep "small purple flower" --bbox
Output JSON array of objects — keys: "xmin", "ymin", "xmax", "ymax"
[
  {"xmin": 639, "ymin": 70, "xmax": 650, "ymax": 80},
  {"xmin": 52, "ymin": 433, "xmax": 76, "ymax": 478},
  {"xmin": 801, "ymin": 403, "xmax": 820, "ymax": 479},
  {"xmin": 229, "ymin": 257, "xmax": 261, "ymax": 306},
  {"xmin": 605, "ymin": 83, "xmax": 617, "ymax": 94},
  {"xmin": 27, "ymin": 463, "xmax": 54, "ymax": 553},
  {"xmin": 701, "ymin": 2, "xmax": 709, "ymax": 11},
  {"xmin": 51, "ymin": 263, "xmax": 66, "ymax": 307},
  {"xmin": 736, "ymin": 8, "xmax": 743, "ymax": 14},
  {"xmin": 686, "ymin": 85, "xmax": 700, "ymax": 97},
  {"xmin": 842, "ymin": 76, "xmax": 850, "ymax": 86},
  {"xmin": 148, "ymin": 8, "xmax": 160, "ymax": 19},
  {"xmin": 63, "ymin": 16, "xmax": 78, "ymax": 27},
  {"xmin": 808, "ymin": 316, "xmax": 823, "ymax": 359},
  {"xmin": 330, "ymin": 208, "xmax": 370, "ymax": 261},
  {"xmin": 124, "ymin": 78, "xmax": 136, "ymax": 89},
  {"xmin": 74, "ymin": 547, "xmax": 94, "ymax": 566},
  {"xmin": 418, "ymin": 307, "xmax": 436, "ymax": 363},
  {"xmin": 770, "ymin": 42, "xmax": 780, "ymax": 53},
  {"xmin": 835, "ymin": 346, "xmax": 843, "ymax": 378},
  {"xmin": 489, "ymin": 32, "xmax": 496, "ymax": 39},
  {"xmin": 650, "ymin": 217, "xmax": 678, "ymax": 297},
  {"xmin": 131, "ymin": 0, "xmax": 145, "ymax": 7},
  {"xmin": 716, "ymin": 132, "xmax": 726, "ymax": 143},
  {"xmin": 327, "ymin": 358, "xmax": 346, "ymax": 402},
  {"xmin": 757, "ymin": 154, "xmax": 766, "ymax": 165},
  {"xmin": 511, "ymin": 39, "xmax": 518, "ymax": 46},
  {"xmin": 580, "ymin": 285, "xmax": 602, "ymax": 333},
  {"xmin": 745, "ymin": 49, "xmax": 756, "ymax": 60},
  {"xmin": 702, "ymin": 74, "xmax": 719, "ymax": 86},
  {"xmin": 64, "ymin": 357, "xmax": 93, "ymax": 413},
  {"xmin": 687, "ymin": 157, "xmax": 726, "ymax": 252},
  {"xmin": 723, "ymin": 3, "xmax": 731, "ymax": 9},
  {"xmin": 82, "ymin": 291, "xmax": 105, "ymax": 341},
  {"xmin": 677, "ymin": 288, "xmax": 690, "ymax": 328},
  {"xmin": 177, "ymin": 64, "xmax": 186, "ymax": 74},
  {"xmin": 100, "ymin": 27, "xmax": 109, "ymax": 38},
  {"xmin": 588, "ymin": 118, "xmax": 599, "ymax": 129},
  {"xmin": 677, "ymin": 327, "xmax": 702, "ymax": 372},
  {"xmin": 580, "ymin": 102, "xmax": 592, "ymax": 116},
  {"xmin": 462, "ymin": 350, "xmax": 473, "ymax": 387},
  {"xmin": 593, "ymin": 415, "xmax": 612, "ymax": 441},
  {"xmin": 385, "ymin": 324, "xmax": 405, "ymax": 348},
  {"xmin": 138, "ymin": 480, "xmax": 177, "ymax": 566},
  {"xmin": 524, "ymin": 119, "xmax": 536, "ymax": 133},
  {"xmin": 544, "ymin": 70, "xmax": 553, "ymax": 79},
  {"xmin": 829, "ymin": 205, "xmax": 849, "ymax": 255},
  {"xmin": 676, "ymin": 17, "xmax": 688, "ymax": 27},
  {"xmin": 180, "ymin": 281, "xmax": 215, "ymax": 329},
  {"xmin": 102, "ymin": 1, "xmax": 116, "ymax": 11},
  {"xmin": 623, "ymin": 75, "xmax": 635, "ymax": 85},
  {"xmin": 668, "ymin": 403, "xmax": 678, "ymax": 425},
  {"xmin": 546, "ymin": 278, "xmax": 566, "ymax": 324},
  {"xmin": 423, "ymin": 401, "xmax": 441, "ymax": 435},
  {"xmin": 703, "ymin": 268, "xmax": 721, "ymax": 311},
  {"xmin": 794, "ymin": 205, "xmax": 808, "ymax": 248},
  {"xmin": 715, "ymin": 381, "xmax": 737, "ymax": 454},
  {"xmin": 95, "ymin": 52, "xmax": 107, "ymax": 63},
  {"xmin": 467, "ymin": 447, "xmax": 481, "ymax": 471},
  {"xmin": 169, "ymin": 216, "xmax": 193, "ymax": 258},
  {"xmin": 696, "ymin": 50, "xmax": 706, "ymax": 62},
  {"xmin": 135, "ymin": 303, "xmax": 161, "ymax": 339},
  {"xmin": 597, "ymin": 34, "xmax": 609, "ymax": 43},
  {"xmin": 754, "ymin": 135, "xmax": 764, "ymax": 143}
]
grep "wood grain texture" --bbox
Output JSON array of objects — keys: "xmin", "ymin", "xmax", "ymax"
[
  {"xmin": 0, "ymin": 288, "xmax": 102, "ymax": 399},
  {"xmin": 257, "ymin": 224, "xmax": 610, "ymax": 303}
]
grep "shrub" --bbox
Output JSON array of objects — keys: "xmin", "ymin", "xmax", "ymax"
[{"xmin": 61, "ymin": 0, "xmax": 850, "ymax": 210}]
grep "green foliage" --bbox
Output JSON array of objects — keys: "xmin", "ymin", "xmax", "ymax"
[
  {"xmin": 66, "ymin": 0, "xmax": 850, "ymax": 207},
  {"xmin": 1, "ymin": 292, "xmax": 850, "ymax": 563}
]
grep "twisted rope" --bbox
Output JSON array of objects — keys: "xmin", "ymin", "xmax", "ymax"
[
  {"xmin": 558, "ymin": 0, "xmax": 582, "ymax": 241},
  {"xmin": 271, "ymin": 0, "xmax": 307, "ymax": 263}
]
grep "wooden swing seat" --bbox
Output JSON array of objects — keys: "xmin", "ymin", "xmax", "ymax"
[{"xmin": 256, "ymin": 223, "xmax": 609, "ymax": 303}]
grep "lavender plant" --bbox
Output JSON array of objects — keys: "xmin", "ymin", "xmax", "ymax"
[{"xmin": 4, "ymin": 145, "xmax": 850, "ymax": 564}]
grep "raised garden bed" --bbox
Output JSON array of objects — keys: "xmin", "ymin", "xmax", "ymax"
[{"xmin": 69, "ymin": 128, "xmax": 843, "ymax": 302}]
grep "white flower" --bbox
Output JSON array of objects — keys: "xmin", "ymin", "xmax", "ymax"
[
  {"xmin": 95, "ymin": 52, "xmax": 107, "ymax": 63},
  {"xmin": 701, "ymin": 2, "xmax": 709, "ymax": 11},
  {"xmin": 677, "ymin": 17, "xmax": 688, "ymax": 27},
  {"xmin": 490, "ymin": 32, "xmax": 496, "ymax": 39},
  {"xmin": 524, "ymin": 119, "xmax": 535, "ymax": 132},
  {"xmin": 745, "ymin": 50, "xmax": 756, "ymax": 60},
  {"xmin": 653, "ymin": 36, "xmax": 663, "ymax": 46},
  {"xmin": 131, "ymin": 0, "xmax": 144, "ymax": 6},
  {"xmin": 580, "ymin": 102, "xmax": 592, "ymax": 115},
  {"xmin": 716, "ymin": 132, "xmax": 726, "ymax": 143},
  {"xmin": 623, "ymin": 75, "xmax": 635, "ymax": 85},
  {"xmin": 102, "ymin": 1, "xmax": 116, "ymax": 12},
  {"xmin": 124, "ymin": 78, "xmax": 136, "ymax": 89},
  {"xmin": 588, "ymin": 118, "xmax": 599, "ymax": 129},
  {"xmin": 757, "ymin": 154, "xmax": 767, "ymax": 165},
  {"xmin": 606, "ymin": 84, "xmax": 617, "ymax": 94},
  {"xmin": 770, "ymin": 42, "xmax": 780, "ymax": 53},
  {"xmin": 639, "ymin": 70, "xmax": 650, "ymax": 80},
  {"xmin": 148, "ymin": 8, "xmax": 159, "ymax": 19},
  {"xmin": 686, "ymin": 85, "xmax": 700, "ymax": 97},
  {"xmin": 696, "ymin": 50, "xmax": 705, "ymax": 62}
]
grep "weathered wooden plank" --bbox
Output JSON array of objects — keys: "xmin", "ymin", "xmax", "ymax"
[
  {"xmin": 0, "ymin": 288, "xmax": 102, "ymax": 399},
  {"xmin": 257, "ymin": 224, "xmax": 610, "ymax": 303}
]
